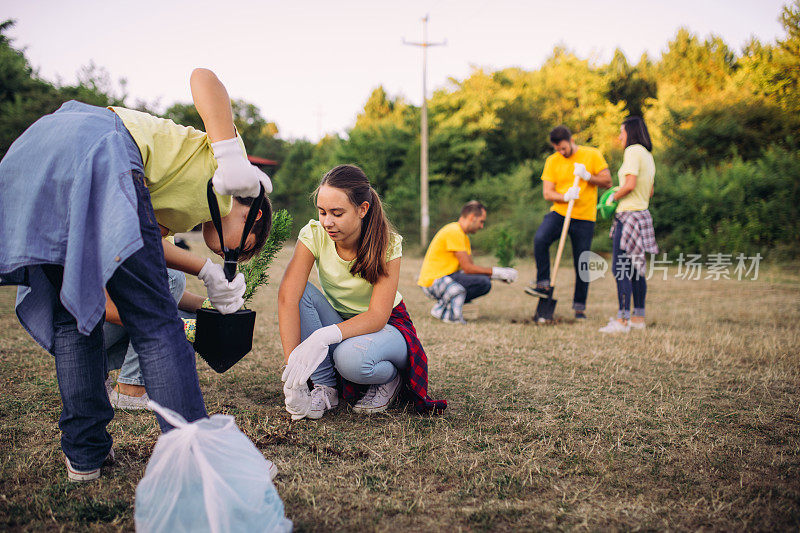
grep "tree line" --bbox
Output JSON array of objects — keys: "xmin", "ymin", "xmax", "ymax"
[{"xmin": 2, "ymin": 3, "xmax": 799, "ymax": 260}]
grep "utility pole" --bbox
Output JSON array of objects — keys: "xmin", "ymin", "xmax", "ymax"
[{"xmin": 404, "ymin": 15, "xmax": 446, "ymax": 247}]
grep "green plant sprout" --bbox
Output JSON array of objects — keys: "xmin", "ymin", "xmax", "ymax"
[
  {"xmin": 493, "ymin": 227, "xmax": 516, "ymax": 268},
  {"xmin": 240, "ymin": 209, "xmax": 293, "ymax": 305}
]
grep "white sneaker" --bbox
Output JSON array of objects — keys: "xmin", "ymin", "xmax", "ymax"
[
  {"xmin": 65, "ymin": 448, "xmax": 115, "ymax": 482},
  {"xmin": 285, "ymin": 383, "xmax": 311, "ymax": 421},
  {"xmin": 599, "ymin": 318, "xmax": 630, "ymax": 334},
  {"xmin": 265, "ymin": 459, "xmax": 278, "ymax": 481},
  {"xmin": 352, "ymin": 374, "xmax": 402, "ymax": 414},
  {"xmin": 629, "ymin": 320, "xmax": 646, "ymax": 330},
  {"xmin": 109, "ymin": 387, "xmax": 152, "ymax": 410},
  {"xmin": 306, "ymin": 384, "xmax": 338, "ymax": 420}
]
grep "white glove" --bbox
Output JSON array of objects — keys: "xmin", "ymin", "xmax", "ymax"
[
  {"xmin": 284, "ymin": 382, "xmax": 311, "ymax": 420},
  {"xmin": 563, "ymin": 185, "xmax": 581, "ymax": 202},
  {"xmin": 573, "ymin": 162, "xmax": 591, "ymax": 181},
  {"xmin": 491, "ymin": 267, "xmax": 518, "ymax": 283},
  {"xmin": 210, "ymin": 137, "xmax": 273, "ymax": 198},
  {"xmin": 197, "ymin": 258, "xmax": 245, "ymax": 314},
  {"xmin": 281, "ymin": 324, "xmax": 343, "ymax": 389}
]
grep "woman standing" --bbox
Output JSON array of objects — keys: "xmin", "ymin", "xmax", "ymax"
[
  {"xmin": 599, "ymin": 116, "xmax": 659, "ymax": 334},
  {"xmin": 279, "ymin": 164, "xmax": 445, "ymax": 420},
  {"xmin": 0, "ymin": 69, "xmax": 271, "ymax": 480}
]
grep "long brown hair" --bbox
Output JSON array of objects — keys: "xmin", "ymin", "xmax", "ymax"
[{"xmin": 317, "ymin": 164, "xmax": 393, "ymax": 284}]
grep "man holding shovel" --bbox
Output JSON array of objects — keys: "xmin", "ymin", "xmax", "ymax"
[{"xmin": 525, "ymin": 126, "xmax": 611, "ymax": 319}]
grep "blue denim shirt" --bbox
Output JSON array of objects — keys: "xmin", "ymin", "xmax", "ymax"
[{"xmin": 0, "ymin": 101, "xmax": 145, "ymax": 352}]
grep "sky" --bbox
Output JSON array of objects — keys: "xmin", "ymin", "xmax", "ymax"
[{"xmin": 3, "ymin": 0, "xmax": 790, "ymax": 142}]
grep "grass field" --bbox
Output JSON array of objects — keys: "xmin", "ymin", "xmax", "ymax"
[{"xmin": 1, "ymin": 242, "xmax": 799, "ymax": 531}]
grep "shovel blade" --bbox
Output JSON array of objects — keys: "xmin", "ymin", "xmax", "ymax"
[{"xmin": 534, "ymin": 297, "xmax": 557, "ymax": 322}]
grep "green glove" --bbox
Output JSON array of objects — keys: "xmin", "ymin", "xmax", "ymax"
[{"xmin": 597, "ymin": 186, "xmax": 620, "ymax": 220}]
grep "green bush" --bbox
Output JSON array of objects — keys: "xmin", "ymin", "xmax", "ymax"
[{"xmin": 650, "ymin": 147, "xmax": 800, "ymax": 259}]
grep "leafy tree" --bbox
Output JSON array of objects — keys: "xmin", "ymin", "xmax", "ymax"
[
  {"xmin": 164, "ymin": 99, "xmax": 286, "ymax": 163},
  {"xmin": 605, "ymin": 49, "xmax": 657, "ymax": 117},
  {"xmin": 354, "ymin": 86, "xmax": 412, "ymax": 130},
  {"xmin": 337, "ymin": 121, "xmax": 415, "ymax": 195},
  {"xmin": 271, "ymin": 140, "xmax": 318, "ymax": 227},
  {"xmin": 661, "ymin": 98, "xmax": 793, "ymax": 168},
  {"xmin": 0, "ymin": 20, "xmax": 126, "ymax": 157},
  {"xmin": 337, "ymin": 87, "xmax": 417, "ymax": 199},
  {"xmin": 163, "ymin": 102, "xmax": 204, "ymax": 130},
  {"xmin": 739, "ymin": 2, "xmax": 800, "ymax": 118},
  {"xmin": 656, "ymin": 28, "xmax": 735, "ymax": 97}
]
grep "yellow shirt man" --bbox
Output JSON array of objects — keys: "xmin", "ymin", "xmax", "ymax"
[
  {"xmin": 528, "ymin": 126, "xmax": 612, "ymax": 318},
  {"xmin": 541, "ymin": 145, "xmax": 608, "ymax": 222},
  {"xmin": 418, "ymin": 202, "xmax": 518, "ymax": 323},
  {"xmin": 417, "ymin": 222, "xmax": 472, "ymax": 287}
]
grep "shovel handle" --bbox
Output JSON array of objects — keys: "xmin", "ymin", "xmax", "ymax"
[{"xmin": 550, "ymin": 175, "xmax": 581, "ymax": 290}]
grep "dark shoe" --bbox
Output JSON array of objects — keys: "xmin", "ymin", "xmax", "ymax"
[
  {"xmin": 574, "ymin": 311, "xmax": 587, "ymax": 319},
  {"xmin": 524, "ymin": 285, "xmax": 551, "ymax": 298}
]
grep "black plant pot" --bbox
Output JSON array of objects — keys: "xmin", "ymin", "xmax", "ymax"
[
  {"xmin": 192, "ymin": 179, "xmax": 266, "ymax": 373},
  {"xmin": 194, "ymin": 308, "xmax": 257, "ymax": 373}
]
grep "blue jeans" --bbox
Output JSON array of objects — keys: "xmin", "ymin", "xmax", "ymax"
[
  {"xmin": 533, "ymin": 211, "xmax": 595, "ymax": 311},
  {"xmin": 45, "ymin": 171, "xmax": 206, "ymax": 470},
  {"xmin": 447, "ymin": 271, "xmax": 491, "ymax": 303},
  {"xmin": 612, "ymin": 220, "xmax": 647, "ymax": 320},
  {"xmin": 299, "ymin": 283, "xmax": 408, "ymax": 388},
  {"xmin": 105, "ymin": 268, "xmax": 190, "ymax": 386}
]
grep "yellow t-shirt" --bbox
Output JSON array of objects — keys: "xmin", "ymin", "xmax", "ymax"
[
  {"xmin": 541, "ymin": 146, "xmax": 608, "ymax": 222},
  {"xmin": 617, "ymin": 144, "xmax": 655, "ymax": 212},
  {"xmin": 417, "ymin": 222, "xmax": 471, "ymax": 287},
  {"xmin": 110, "ymin": 106, "xmax": 246, "ymax": 235},
  {"xmin": 298, "ymin": 220, "xmax": 403, "ymax": 318}
]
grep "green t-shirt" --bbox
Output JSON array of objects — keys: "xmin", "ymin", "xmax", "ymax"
[
  {"xmin": 298, "ymin": 220, "xmax": 403, "ymax": 318},
  {"xmin": 110, "ymin": 106, "xmax": 247, "ymax": 234},
  {"xmin": 617, "ymin": 144, "xmax": 655, "ymax": 212}
]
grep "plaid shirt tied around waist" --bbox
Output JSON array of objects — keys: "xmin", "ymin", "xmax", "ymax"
[
  {"xmin": 421, "ymin": 275, "xmax": 466, "ymax": 322},
  {"xmin": 341, "ymin": 301, "xmax": 447, "ymax": 414},
  {"xmin": 610, "ymin": 209, "xmax": 659, "ymax": 273}
]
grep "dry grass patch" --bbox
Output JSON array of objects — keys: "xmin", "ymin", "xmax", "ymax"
[{"xmin": 1, "ymin": 245, "xmax": 798, "ymax": 531}]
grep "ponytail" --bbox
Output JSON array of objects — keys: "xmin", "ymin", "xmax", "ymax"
[
  {"xmin": 352, "ymin": 189, "xmax": 390, "ymax": 284},
  {"xmin": 318, "ymin": 164, "xmax": 393, "ymax": 285}
]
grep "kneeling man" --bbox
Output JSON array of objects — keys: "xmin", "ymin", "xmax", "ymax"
[{"xmin": 417, "ymin": 201, "xmax": 518, "ymax": 323}]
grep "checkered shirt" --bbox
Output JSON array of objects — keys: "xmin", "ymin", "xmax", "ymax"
[{"xmin": 610, "ymin": 209, "xmax": 659, "ymax": 273}]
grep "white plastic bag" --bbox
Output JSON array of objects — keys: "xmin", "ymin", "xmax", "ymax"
[{"xmin": 135, "ymin": 401, "xmax": 292, "ymax": 533}]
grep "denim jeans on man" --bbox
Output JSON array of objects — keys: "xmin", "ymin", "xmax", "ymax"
[
  {"xmin": 448, "ymin": 271, "xmax": 491, "ymax": 303},
  {"xmin": 612, "ymin": 220, "xmax": 647, "ymax": 320},
  {"xmin": 45, "ymin": 171, "xmax": 207, "ymax": 471},
  {"xmin": 105, "ymin": 268, "xmax": 193, "ymax": 386},
  {"xmin": 298, "ymin": 283, "xmax": 408, "ymax": 388},
  {"xmin": 533, "ymin": 211, "xmax": 595, "ymax": 311}
]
